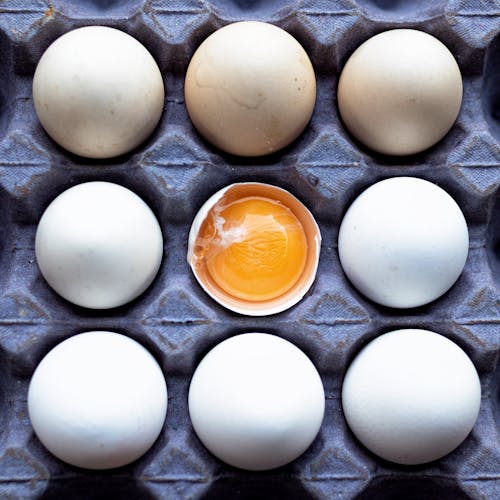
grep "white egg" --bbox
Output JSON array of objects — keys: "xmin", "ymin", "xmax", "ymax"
[
  {"xmin": 28, "ymin": 331, "xmax": 168, "ymax": 470},
  {"xmin": 33, "ymin": 26, "xmax": 164, "ymax": 159},
  {"xmin": 185, "ymin": 21, "xmax": 316, "ymax": 157},
  {"xmin": 342, "ymin": 329, "xmax": 481, "ymax": 465},
  {"xmin": 338, "ymin": 177, "xmax": 468, "ymax": 308},
  {"xmin": 35, "ymin": 182, "xmax": 163, "ymax": 309},
  {"xmin": 338, "ymin": 29, "xmax": 462, "ymax": 155},
  {"xmin": 188, "ymin": 333, "xmax": 325, "ymax": 470}
]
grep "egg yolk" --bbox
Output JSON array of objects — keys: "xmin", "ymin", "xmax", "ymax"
[{"xmin": 198, "ymin": 197, "xmax": 308, "ymax": 302}]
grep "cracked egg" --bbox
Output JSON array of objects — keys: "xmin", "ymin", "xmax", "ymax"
[{"xmin": 187, "ymin": 183, "xmax": 321, "ymax": 316}]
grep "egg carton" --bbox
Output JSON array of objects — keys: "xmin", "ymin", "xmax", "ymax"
[{"xmin": 0, "ymin": 0, "xmax": 498, "ymax": 499}]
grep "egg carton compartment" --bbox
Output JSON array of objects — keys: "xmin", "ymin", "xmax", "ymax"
[{"xmin": 0, "ymin": 0, "xmax": 498, "ymax": 498}]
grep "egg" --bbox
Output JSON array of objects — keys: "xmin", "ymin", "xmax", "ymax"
[
  {"xmin": 342, "ymin": 329, "xmax": 481, "ymax": 465},
  {"xmin": 28, "ymin": 331, "xmax": 168, "ymax": 470},
  {"xmin": 338, "ymin": 29, "xmax": 462, "ymax": 155},
  {"xmin": 184, "ymin": 21, "xmax": 316, "ymax": 156},
  {"xmin": 188, "ymin": 333, "xmax": 325, "ymax": 471},
  {"xmin": 187, "ymin": 183, "xmax": 321, "ymax": 315},
  {"xmin": 35, "ymin": 182, "xmax": 163, "ymax": 309},
  {"xmin": 338, "ymin": 177, "xmax": 468, "ymax": 308},
  {"xmin": 33, "ymin": 26, "xmax": 164, "ymax": 159}
]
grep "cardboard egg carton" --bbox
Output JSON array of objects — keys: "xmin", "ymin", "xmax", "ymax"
[{"xmin": 0, "ymin": 0, "xmax": 497, "ymax": 498}]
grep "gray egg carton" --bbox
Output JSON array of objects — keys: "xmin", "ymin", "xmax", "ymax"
[{"xmin": 0, "ymin": 0, "xmax": 498, "ymax": 498}]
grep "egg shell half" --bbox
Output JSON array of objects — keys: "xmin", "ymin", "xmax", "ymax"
[{"xmin": 187, "ymin": 183, "xmax": 321, "ymax": 316}]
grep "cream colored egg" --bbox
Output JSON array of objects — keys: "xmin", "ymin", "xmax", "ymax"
[
  {"xmin": 185, "ymin": 21, "xmax": 316, "ymax": 157},
  {"xmin": 33, "ymin": 26, "xmax": 164, "ymax": 159},
  {"xmin": 338, "ymin": 29, "xmax": 462, "ymax": 156}
]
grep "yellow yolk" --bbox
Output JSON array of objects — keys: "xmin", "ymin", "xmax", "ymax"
[{"xmin": 199, "ymin": 197, "xmax": 308, "ymax": 302}]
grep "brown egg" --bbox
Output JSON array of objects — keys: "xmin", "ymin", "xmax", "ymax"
[{"xmin": 185, "ymin": 22, "xmax": 316, "ymax": 157}]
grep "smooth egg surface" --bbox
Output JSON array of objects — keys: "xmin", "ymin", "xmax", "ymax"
[
  {"xmin": 338, "ymin": 177, "xmax": 468, "ymax": 308},
  {"xmin": 28, "ymin": 331, "xmax": 168, "ymax": 470},
  {"xmin": 35, "ymin": 182, "xmax": 163, "ymax": 309},
  {"xmin": 338, "ymin": 29, "xmax": 462, "ymax": 156},
  {"xmin": 342, "ymin": 329, "xmax": 481, "ymax": 465},
  {"xmin": 33, "ymin": 26, "xmax": 164, "ymax": 159},
  {"xmin": 189, "ymin": 333, "xmax": 325, "ymax": 470}
]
